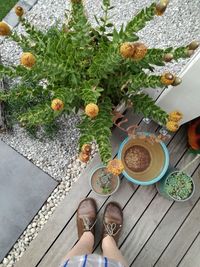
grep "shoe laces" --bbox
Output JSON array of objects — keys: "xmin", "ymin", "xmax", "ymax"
[
  {"xmin": 103, "ymin": 222, "xmax": 122, "ymax": 237},
  {"xmin": 82, "ymin": 216, "xmax": 97, "ymax": 231}
]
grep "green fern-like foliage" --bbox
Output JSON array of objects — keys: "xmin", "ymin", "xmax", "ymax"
[{"xmin": 0, "ymin": 0, "xmax": 196, "ymax": 164}]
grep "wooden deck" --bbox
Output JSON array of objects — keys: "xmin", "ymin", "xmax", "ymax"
[{"xmin": 15, "ymin": 110, "xmax": 200, "ymax": 267}]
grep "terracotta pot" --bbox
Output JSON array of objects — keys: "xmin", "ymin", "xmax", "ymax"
[{"xmin": 89, "ymin": 165, "xmax": 120, "ymax": 197}]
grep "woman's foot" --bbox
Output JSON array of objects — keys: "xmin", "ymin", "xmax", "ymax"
[
  {"xmin": 102, "ymin": 202, "xmax": 123, "ymax": 245},
  {"xmin": 77, "ymin": 198, "xmax": 97, "ymax": 239}
]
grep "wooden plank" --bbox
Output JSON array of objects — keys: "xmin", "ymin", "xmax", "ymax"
[
  {"xmin": 179, "ymin": 232, "xmax": 200, "ymax": 267},
  {"xmin": 116, "ymin": 127, "xmax": 190, "ymax": 265},
  {"xmin": 122, "ymin": 150, "xmax": 199, "ymax": 266},
  {"xmin": 132, "ymin": 166, "xmax": 200, "ymax": 267},
  {"xmin": 15, "ymin": 112, "xmax": 141, "ymax": 267},
  {"xmin": 155, "ymin": 198, "xmax": 200, "ymax": 267},
  {"xmin": 37, "ymin": 118, "xmax": 158, "ymax": 266},
  {"xmin": 37, "ymin": 115, "xmax": 161, "ymax": 266},
  {"xmin": 38, "ymin": 178, "xmax": 136, "ymax": 267}
]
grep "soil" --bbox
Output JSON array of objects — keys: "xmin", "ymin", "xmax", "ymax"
[
  {"xmin": 124, "ymin": 145, "xmax": 151, "ymax": 172},
  {"xmin": 91, "ymin": 167, "xmax": 119, "ymax": 196}
]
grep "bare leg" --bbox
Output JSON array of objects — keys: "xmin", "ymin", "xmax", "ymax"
[
  {"xmin": 63, "ymin": 231, "xmax": 94, "ymax": 260},
  {"xmin": 102, "ymin": 235, "xmax": 128, "ymax": 267}
]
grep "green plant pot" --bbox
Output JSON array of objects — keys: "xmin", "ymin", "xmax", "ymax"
[
  {"xmin": 89, "ymin": 165, "xmax": 120, "ymax": 197},
  {"xmin": 156, "ymin": 168, "xmax": 195, "ymax": 202}
]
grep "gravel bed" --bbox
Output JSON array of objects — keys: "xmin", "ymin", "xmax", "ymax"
[{"xmin": 1, "ymin": 0, "xmax": 200, "ymax": 266}]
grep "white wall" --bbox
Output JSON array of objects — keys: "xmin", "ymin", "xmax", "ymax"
[{"xmin": 157, "ymin": 50, "xmax": 200, "ymax": 125}]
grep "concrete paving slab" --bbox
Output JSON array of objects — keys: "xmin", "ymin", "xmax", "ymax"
[{"xmin": 0, "ymin": 140, "xmax": 58, "ymax": 261}]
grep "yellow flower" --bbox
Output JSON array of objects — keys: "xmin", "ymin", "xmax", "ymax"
[
  {"xmin": 132, "ymin": 42, "xmax": 148, "ymax": 61},
  {"xmin": 107, "ymin": 159, "xmax": 124, "ymax": 176},
  {"xmin": 15, "ymin": 6, "xmax": 24, "ymax": 17},
  {"xmin": 85, "ymin": 103, "xmax": 99, "ymax": 118},
  {"xmin": 51, "ymin": 99, "xmax": 64, "ymax": 111},
  {"xmin": 166, "ymin": 121, "xmax": 179, "ymax": 132},
  {"xmin": 160, "ymin": 72, "xmax": 175, "ymax": 85},
  {"xmin": 0, "ymin": 22, "xmax": 11, "ymax": 36},
  {"xmin": 81, "ymin": 144, "xmax": 92, "ymax": 155},
  {"xmin": 120, "ymin": 42, "xmax": 135, "ymax": 59},
  {"xmin": 20, "ymin": 52, "xmax": 36, "ymax": 68},
  {"xmin": 168, "ymin": 111, "xmax": 183, "ymax": 122}
]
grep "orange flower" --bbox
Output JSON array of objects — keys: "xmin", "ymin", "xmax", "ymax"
[
  {"xmin": 51, "ymin": 99, "xmax": 64, "ymax": 111},
  {"xmin": 107, "ymin": 159, "xmax": 124, "ymax": 176},
  {"xmin": 120, "ymin": 42, "xmax": 135, "ymax": 59},
  {"xmin": 132, "ymin": 42, "xmax": 148, "ymax": 61},
  {"xmin": 0, "ymin": 22, "xmax": 11, "ymax": 36},
  {"xmin": 81, "ymin": 144, "xmax": 92, "ymax": 155},
  {"xmin": 85, "ymin": 103, "xmax": 99, "ymax": 118},
  {"xmin": 160, "ymin": 72, "xmax": 175, "ymax": 85},
  {"xmin": 15, "ymin": 6, "xmax": 24, "ymax": 17},
  {"xmin": 20, "ymin": 52, "xmax": 36, "ymax": 68},
  {"xmin": 79, "ymin": 152, "xmax": 90, "ymax": 163},
  {"xmin": 166, "ymin": 121, "xmax": 179, "ymax": 132},
  {"xmin": 168, "ymin": 111, "xmax": 183, "ymax": 122}
]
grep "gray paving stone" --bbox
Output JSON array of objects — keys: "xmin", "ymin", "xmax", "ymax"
[{"xmin": 0, "ymin": 140, "xmax": 58, "ymax": 261}]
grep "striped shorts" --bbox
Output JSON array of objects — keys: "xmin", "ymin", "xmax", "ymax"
[{"xmin": 61, "ymin": 254, "xmax": 125, "ymax": 267}]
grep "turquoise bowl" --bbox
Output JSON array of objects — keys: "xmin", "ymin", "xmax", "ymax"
[{"xmin": 117, "ymin": 134, "xmax": 169, "ymax": 186}]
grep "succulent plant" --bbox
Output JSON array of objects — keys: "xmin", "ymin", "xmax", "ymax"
[
  {"xmin": 165, "ymin": 172, "xmax": 193, "ymax": 200},
  {"xmin": 97, "ymin": 168, "xmax": 113, "ymax": 194}
]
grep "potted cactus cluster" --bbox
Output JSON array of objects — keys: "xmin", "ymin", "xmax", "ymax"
[
  {"xmin": 90, "ymin": 163, "xmax": 121, "ymax": 196},
  {"xmin": 0, "ymin": 0, "xmax": 199, "ymax": 175}
]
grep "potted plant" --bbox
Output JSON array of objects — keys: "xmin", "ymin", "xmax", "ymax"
[
  {"xmin": 0, "ymin": 0, "xmax": 198, "ymax": 168},
  {"xmin": 156, "ymin": 170, "xmax": 195, "ymax": 201},
  {"xmin": 89, "ymin": 165, "xmax": 120, "ymax": 197},
  {"xmin": 118, "ymin": 132, "xmax": 169, "ymax": 185},
  {"xmin": 156, "ymin": 154, "xmax": 200, "ymax": 201}
]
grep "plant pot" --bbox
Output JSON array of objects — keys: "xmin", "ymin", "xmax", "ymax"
[
  {"xmin": 117, "ymin": 132, "xmax": 169, "ymax": 185},
  {"xmin": 156, "ymin": 170, "xmax": 195, "ymax": 202},
  {"xmin": 89, "ymin": 165, "xmax": 120, "ymax": 197}
]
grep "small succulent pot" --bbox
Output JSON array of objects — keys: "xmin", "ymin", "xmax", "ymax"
[
  {"xmin": 156, "ymin": 170, "xmax": 195, "ymax": 202},
  {"xmin": 89, "ymin": 165, "xmax": 120, "ymax": 197}
]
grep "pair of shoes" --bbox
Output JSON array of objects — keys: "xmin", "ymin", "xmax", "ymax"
[{"xmin": 77, "ymin": 198, "xmax": 123, "ymax": 245}]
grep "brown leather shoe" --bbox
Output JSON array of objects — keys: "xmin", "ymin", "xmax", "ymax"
[
  {"xmin": 77, "ymin": 198, "xmax": 97, "ymax": 239},
  {"xmin": 102, "ymin": 202, "xmax": 123, "ymax": 245}
]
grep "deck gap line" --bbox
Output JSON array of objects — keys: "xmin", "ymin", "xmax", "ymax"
[
  {"xmin": 134, "ymin": 165, "xmax": 199, "ymax": 267},
  {"xmin": 119, "ymin": 192, "xmax": 158, "ymax": 249},
  {"xmin": 191, "ymin": 162, "xmax": 200, "ymax": 175},
  {"xmin": 119, "ymin": 145, "xmax": 187, "ymax": 251},
  {"xmin": 153, "ymin": 196, "xmax": 200, "ymax": 267},
  {"xmin": 35, "ymin": 189, "xmax": 92, "ymax": 266},
  {"xmin": 130, "ymin": 201, "xmax": 175, "ymax": 266},
  {"xmin": 92, "ymin": 183, "xmax": 140, "ymax": 252},
  {"xmin": 177, "ymin": 231, "xmax": 200, "ymax": 267},
  {"xmin": 73, "ymin": 177, "xmax": 125, "ymax": 249},
  {"xmin": 72, "ymin": 190, "xmax": 113, "ymax": 247}
]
